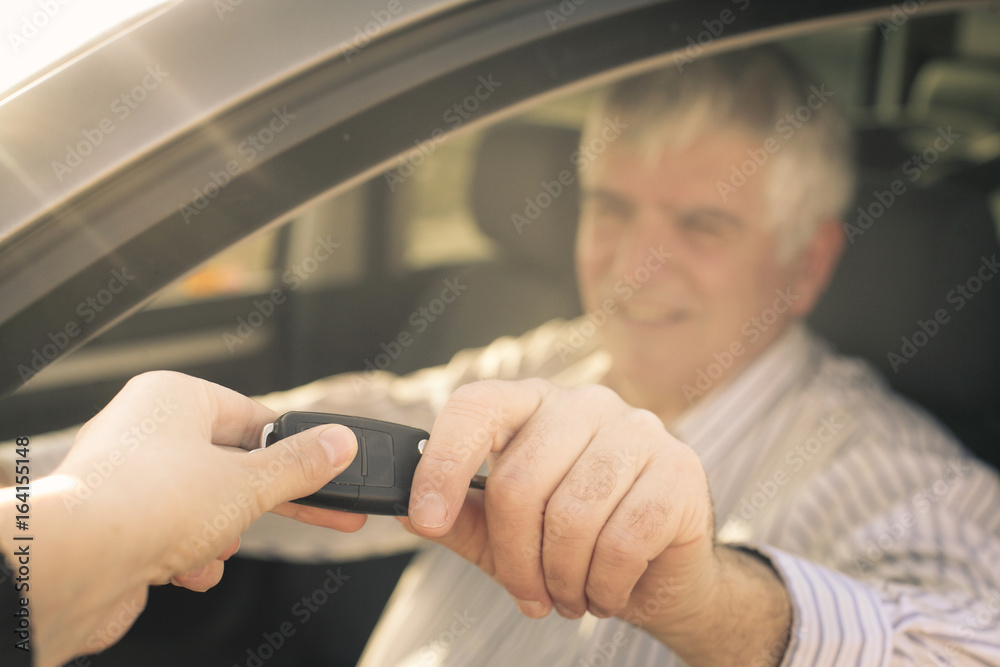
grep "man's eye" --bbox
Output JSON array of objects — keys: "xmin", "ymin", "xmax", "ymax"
[
  {"xmin": 680, "ymin": 210, "xmax": 741, "ymax": 236},
  {"xmin": 680, "ymin": 214, "xmax": 724, "ymax": 234}
]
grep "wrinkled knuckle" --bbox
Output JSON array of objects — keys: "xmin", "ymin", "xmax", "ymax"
[
  {"xmin": 486, "ymin": 467, "xmax": 538, "ymax": 509},
  {"xmin": 542, "ymin": 562, "xmax": 573, "ymax": 596},
  {"xmin": 419, "ymin": 446, "xmax": 465, "ymax": 474},
  {"xmin": 624, "ymin": 499, "xmax": 671, "ymax": 543},
  {"xmin": 595, "ymin": 524, "xmax": 648, "ymax": 571},
  {"xmin": 564, "ymin": 452, "xmax": 619, "ymax": 502},
  {"xmin": 448, "ymin": 381, "xmax": 504, "ymax": 418},
  {"xmin": 545, "ymin": 491, "xmax": 592, "ymax": 541},
  {"xmin": 545, "ymin": 492, "xmax": 593, "ymax": 532},
  {"xmin": 507, "ymin": 425, "xmax": 548, "ymax": 464},
  {"xmin": 585, "ymin": 579, "xmax": 629, "ymax": 614}
]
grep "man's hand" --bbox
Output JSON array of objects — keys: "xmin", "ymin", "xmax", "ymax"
[
  {"xmin": 0, "ymin": 370, "xmax": 362, "ymax": 667},
  {"xmin": 403, "ymin": 379, "xmax": 791, "ymax": 665}
]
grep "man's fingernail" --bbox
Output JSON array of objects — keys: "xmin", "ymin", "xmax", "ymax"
[
  {"xmin": 319, "ymin": 425, "xmax": 356, "ymax": 466},
  {"xmin": 514, "ymin": 598, "xmax": 550, "ymax": 618},
  {"xmin": 555, "ymin": 603, "xmax": 581, "ymax": 619},
  {"xmin": 588, "ymin": 604, "xmax": 613, "ymax": 618},
  {"xmin": 411, "ymin": 492, "xmax": 447, "ymax": 529}
]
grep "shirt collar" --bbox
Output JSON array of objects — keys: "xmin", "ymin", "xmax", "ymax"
[{"xmin": 670, "ymin": 322, "xmax": 821, "ymax": 461}]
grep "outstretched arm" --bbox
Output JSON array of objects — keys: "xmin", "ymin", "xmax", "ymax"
[{"xmin": 0, "ymin": 370, "xmax": 362, "ymax": 667}]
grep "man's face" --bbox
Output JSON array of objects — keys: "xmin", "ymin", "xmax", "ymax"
[{"xmin": 576, "ymin": 129, "xmax": 809, "ymax": 415}]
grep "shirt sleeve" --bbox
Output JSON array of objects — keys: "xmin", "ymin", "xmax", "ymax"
[{"xmin": 748, "ymin": 455, "xmax": 1000, "ymax": 666}]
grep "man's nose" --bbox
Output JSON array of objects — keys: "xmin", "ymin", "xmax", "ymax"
[{"xmin": 615, "ymin": 211, "xmax": 675, "ymax": 277}]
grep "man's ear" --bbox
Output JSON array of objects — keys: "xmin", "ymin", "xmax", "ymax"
[{"xmin": 788, "ymin": 219, "xmax": 845, "ymax": 317}]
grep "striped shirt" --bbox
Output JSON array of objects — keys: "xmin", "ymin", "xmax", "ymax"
[{"xmin": 246, "ymin": 318, "xmax": 1000, "ymax": 665}]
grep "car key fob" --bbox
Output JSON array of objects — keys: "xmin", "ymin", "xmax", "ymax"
[{"xmin": 261, "ymin": 411, "xmax": 429, "ymax": 516}]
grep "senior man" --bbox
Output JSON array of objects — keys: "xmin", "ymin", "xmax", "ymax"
[
  {"xmin": 7, "ymin": 47, "xmax": 999, "ymax": 665},
  {"xmin": 244, "ymin": 47, "xmax": 1000, "ymax": 666}
]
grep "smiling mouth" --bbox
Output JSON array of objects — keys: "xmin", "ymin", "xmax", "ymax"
[{"xmin": 620, "ymin": 303, "xmax": 690, "ymax": 325}]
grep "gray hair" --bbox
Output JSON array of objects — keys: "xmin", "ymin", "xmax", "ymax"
[{"xmin": 583, "ymin": 45, "xmax": 855, "ymax": 262}]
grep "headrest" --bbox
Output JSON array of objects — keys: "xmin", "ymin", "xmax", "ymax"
[
  {"xmin": 810, "ymin": 172, "xmax": 1000, "ymax": 461},
  {"xmin": 469, "ymin": 122, "xmax": 581, "ymax": 283},
  {"xmin": 908, "ymin": 58, "xmax": 1000, "ymax": 128}
]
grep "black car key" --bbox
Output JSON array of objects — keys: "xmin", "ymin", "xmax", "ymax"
[{"xmin": 260, "ymin": 411, "xmax": 430, "ymax": 515}]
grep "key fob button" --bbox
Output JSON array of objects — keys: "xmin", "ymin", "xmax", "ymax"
[
  {"xmin": 331, "ymin": 427, "xmax": 365, "ymax": 486},
  {"xmin": 262, "ymin": 412, "xmax": 429, "ymax": 515},
  {"xmin": 363, "ymin": 430, "xmax": 395, "ymax": 488}
]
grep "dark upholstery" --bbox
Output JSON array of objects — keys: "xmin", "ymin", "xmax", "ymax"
[
  {"xmin": 469, "ymin": 122, "xmax": 582, "ymax": 287},
  {"xmin": 809, "ymin": 170, "xmax": 1000, "ymax": 466}
]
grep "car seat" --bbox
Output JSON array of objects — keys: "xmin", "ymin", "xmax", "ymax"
[{"xmin": 389, "ymin": 121, "xmax": 583, "ymax": 374}]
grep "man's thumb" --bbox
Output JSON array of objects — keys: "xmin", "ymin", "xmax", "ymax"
[{"xmin": 247, "ymin": 424, "xmax": 357, "ymax": 510}]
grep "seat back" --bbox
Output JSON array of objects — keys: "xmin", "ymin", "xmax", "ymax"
[{"xmin": 809, "ymin": 170, "xmax": 1000, "ymax": 467}]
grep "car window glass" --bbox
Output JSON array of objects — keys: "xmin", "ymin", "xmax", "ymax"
[
  {"xmin": 387, "ymin": 91, "xmax": 596, "ymax": 272},
  {"xmin": 387, "ymin": 132, "xmax": 496, "ymax": 272},
  {"xmin": 780, "ymin": 25, "xmax": 875, "ymax": 116},
  {"xmin": 148, "ymin": 185, "xmax": 366, "ymax": 308}
]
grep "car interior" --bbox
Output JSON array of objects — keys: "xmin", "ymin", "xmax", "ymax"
[{"xmin": 1, "ymin": 5, "xmax": 998, "ymax": 666}]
